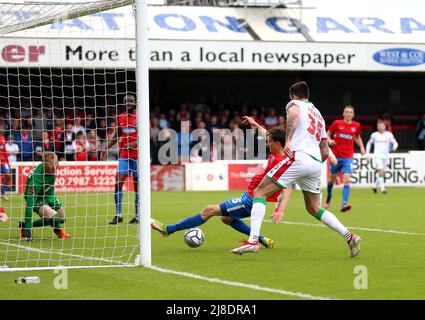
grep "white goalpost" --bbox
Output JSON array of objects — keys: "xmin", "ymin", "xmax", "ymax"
[{"xmin": 0, "ymin": 0, "xmax": 151, "ymax": 271}]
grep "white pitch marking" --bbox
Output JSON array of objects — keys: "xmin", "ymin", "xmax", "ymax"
[
  {"xmin": 263, "ymin": 220, "xmax": 425, "ymax": 236},
  {"xmin": 147, "ymin": 265, "xmax": 338, "ymax": 300}
]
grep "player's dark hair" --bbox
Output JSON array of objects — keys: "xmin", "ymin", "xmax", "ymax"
[
  {"xmin": 124, "ymin": 94, "xmax": 136, "ymax": 103},
  {"xmin": 289, "ymin": 81, "xmax": 309, "ymax": 99},
  {"xmin": 268, "ymin": 128, "xmax": 286, "ymax": 146},
  {"xmin": 344, "ymin": 105, "xmax": 355, "ymax": 112}
]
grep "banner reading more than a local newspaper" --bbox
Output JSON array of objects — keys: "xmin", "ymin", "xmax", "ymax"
[{"xmin": 2, "ymin": 38, "xmax": 425, "ymax": 71}]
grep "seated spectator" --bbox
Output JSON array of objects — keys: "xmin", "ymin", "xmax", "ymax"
[
  {"xmin": 97, "ymin": 118, "xmax": 107, "ymax": 140},
  {"xmin": 276, "ymin": 115, "xmax": 287, "ymax": 131},
  {"xmin": 105, "ymin": 128, "xmax": 119, "ymax": 160},
  {"xmin": 15, "ymin": 129, "xmax": 33, "ymax": 161},
  {"xmin": 51, "ymin": 119, "xmax": 65, "ymax": 160},
  {"xmin": 35, "ymin": 130, "xmax": 54, "ymax": 161},
  {"xmin": 72, "ymin": 116, "xmax": 86, "ymax": 136},
  {"xmin": 73, "ymin": 131, "xmax": 89, "ymax": 161},
  {"xmin": 64, "ymin": 123, "xmax": 76, "ymax": 161},
  {"xmin": 5, "ymin": 135, "xmax": 19, "ymax": 163},
  {"xmin": 87, "ymin": 129, "xmax": 100, "ymax": 161},
  {"xmin": 158, "ymin": 113, "xmax": 170, "ymax": 129},
  {"xmin": 264, "ymin": 108, "xmax": 278, "ymax": 128},
  {"xmin": 10, "ymin": 119, "xmax": 21, "ymax": 141}
]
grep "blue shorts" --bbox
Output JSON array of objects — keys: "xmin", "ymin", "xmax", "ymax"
[
  {"xmin": 330, "ymin": 158, "xmax": 353, "ymax": 174},
  {"xmin": 117, "ymin": 158, "xmax": 138, "ymax": 179},
  {"xmin": 219, "ymin": 192, "xmax": 253, "ymax": 221},
  {"xmin": 0, "ymin": 164, "xmax": 10, "ymax": 174}
]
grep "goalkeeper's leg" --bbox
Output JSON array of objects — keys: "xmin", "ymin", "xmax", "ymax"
[{"xmin": 37, "ymin": 205, "xmax": 70, "ymax": 239}]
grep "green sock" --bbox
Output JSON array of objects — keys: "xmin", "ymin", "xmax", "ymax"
[
  {"xmin": 32, "ymin": 218, "xmax": 48, "ymax": 228},
  {"xmin": 49, "ymin": 215, "xmax": 65, "ymax": 232}
]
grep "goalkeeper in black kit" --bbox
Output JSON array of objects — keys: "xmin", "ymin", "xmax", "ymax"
[{"xmin": 19, "ymin": 152, "xmax": 70, "ymax": 241}]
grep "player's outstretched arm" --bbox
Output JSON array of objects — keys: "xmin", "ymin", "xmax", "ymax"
[{"xmin": 242, "ymin": 116, "xmax": 267, "ymax": 136}]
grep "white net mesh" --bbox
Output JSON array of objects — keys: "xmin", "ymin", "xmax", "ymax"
[{"xmin": 0, "ymin": 0, "xmax": 139, "ymax": 270}]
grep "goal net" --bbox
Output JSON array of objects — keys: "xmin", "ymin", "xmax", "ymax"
[{"xmin": 0, "ymin": 0, "xmax": 142, "ymax": 270}]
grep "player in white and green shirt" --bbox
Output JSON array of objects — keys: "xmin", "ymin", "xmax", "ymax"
[{"xmin": 366, "ymin": 120, "xmax": 399, "ymax": 194}]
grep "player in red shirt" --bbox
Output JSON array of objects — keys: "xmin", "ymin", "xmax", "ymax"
[
  {"xmin": 151, "ymin": 121, "xmax": 292, "ymax": 249},
  {"xmin": 101, "ymin": 94, "xmax": 139, "ymax": 225},
  {"xmin": 325, "ymin": 105, "xmax": 365, "ymax": 212},
  {"xmin": 0, "ymin": 134, "xmax": 11, "ymax": 201}
]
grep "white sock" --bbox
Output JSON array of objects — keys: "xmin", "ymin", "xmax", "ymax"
[
  {"xmin": 317, "ymin": 209, "xmax": 352, "ymax": 241},
  {"xmin": 378, "ymin": 176, "xmax": 385, "ymax": 192},
  {"xmin": 374, "ymin": 179, "xmax": 379, "ymax": 189},
  {"xmin": 248, "ymin": 200, "xmax": 266, "ymax": 243}
]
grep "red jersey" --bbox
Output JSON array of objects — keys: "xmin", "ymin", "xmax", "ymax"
[
  {"xmin": 117, "ymin": 111, "xmax": 138, "ymax": 159},
  {"xmin": 328, "ymin": 119, "xmax": 361, "ymax": 158},
  {"xmin": 247, "ymin": 153, "xmax": 286, "ymax": 202},
  {"xmin": 75, "ymin": 140, "xmax": 88, "ymax": 161},
  {"xmin": 0, "ymin": 136, "xmax": 9, "ymax": 165}
]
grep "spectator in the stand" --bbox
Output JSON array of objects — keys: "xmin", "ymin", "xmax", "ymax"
[
  {"xmin": 10, "ymin": 119, "xmax": 21, "ymax": 141},
  {"xmin": 264, "ymin": 108, "xmax": 278, "ymax": 129},
  {"xmin": 5, "ymin": 135, "xmax": 19, "ymax": 163},
  {"xmin": 251, "ymin": 109, "xmax": 264, "ymax": 126},
  {"xmin": 35, "ymin": 130, "xmax": 54, "ymax": 161},
  {"xmin": 177, "ymin": 121, "xmax": 192, "ymax": 162},
  {"xmin": 85, "ymin": 112, "xmax": 96, "ymax": 134},
  {"xmin": 87, "ymin": 129, "xmax": 100, "ymax": 161},
  {"xmin": 158, "ymin": 113, "xmax": 170, "ymax": 129},
  {"xmin": 16, "ymin": 128, "xmax": 33, "ymax": 161},
  {"xmin": 64, "ymin": 123, "xmax": 76, "ymax": 161},
  {"xmin": 32, "ymin": 108, "xmax": 44, "ymax": 144},
  {"xmin": 195, "ymin": 96, "xmax": 207, "ymax": 113},
  {"xmin": 177, "ymin": 103, "xmax": 190, "ymax": 122},
  {"xmin": 207, "ymin": 115, "xmax": 220, "ymax": 133},
  {"xmin": 416, "ymin": 113, "xmax": 425, "ymax": 150},
  {"xmin": 72, "ymin": 116, "xmax": 86, "ymax": 136},
  {"xmin": 105, "ymin": 127, "xmax": 119, "ymax": 160},
  {"xmin": 276, "ymin": 115, "xmax": 287, "ymax": 131},
  {"xmin": 97, "ymin": 118, "xmax": 107, "ymax": 140},
  {"xmin": 150, "ymin": 118, "xmax": 161, "ymax": 164},
  {"xmin": 43, "ymin": 106, "xmax": 54, "ymax": 131},
  {"xmin": 168, "ymin": 109, "xmax": 177, "ymax": 130},
  {"xmin": 0, "ymin": 114, "xmax": 9, "ymax": 137},
  {"xmin": 51, "ymin": 119, "xmax": 65, "ymax": 160},
  {"xmin": 73, "ymin": 131, "xmax": 89, "ymax": 161}
]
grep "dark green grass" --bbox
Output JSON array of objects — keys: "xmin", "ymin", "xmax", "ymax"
[{"xmin": 0, "ymin": 188, "xmax": 424, "ymax": 299}]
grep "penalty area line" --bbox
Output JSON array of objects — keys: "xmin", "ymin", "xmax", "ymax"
[{"xmin": 147, "ymin": 265, "xmax": 338, "ymax": 300}]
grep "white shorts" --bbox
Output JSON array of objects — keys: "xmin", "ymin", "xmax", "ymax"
[
  {"xmin": 266, "ymin": 151, "xmax": 322, "ymax": 194},
  {"xmin": 373, "ymin": 158, "xmax": 388, "ymax": 170}
]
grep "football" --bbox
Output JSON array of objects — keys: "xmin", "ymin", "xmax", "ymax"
[{"xmin": 183, "ymin": 228, "xmax": 205, "ymax": 248}]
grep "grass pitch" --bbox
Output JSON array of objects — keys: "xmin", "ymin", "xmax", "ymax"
[{"xmin": 0, "ymin": 188, "xmax": 424, "ymax": 300}]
